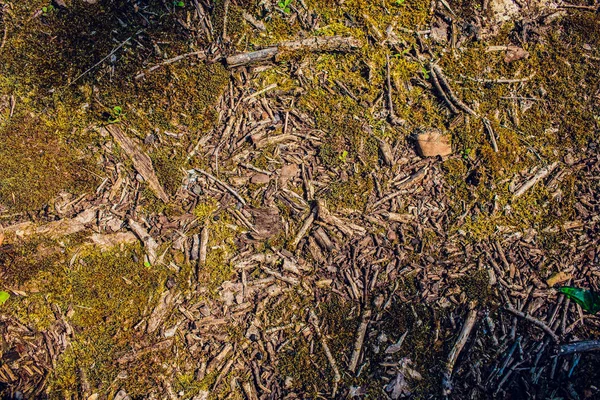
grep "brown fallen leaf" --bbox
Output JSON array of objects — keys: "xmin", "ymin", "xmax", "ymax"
[{"xmin": 547, "ymin": 271, "xmax": 572, "ymax": 287}]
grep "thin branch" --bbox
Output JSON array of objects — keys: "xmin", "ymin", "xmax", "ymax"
[
  {"xmin": 194, "ymin": 168, "xmax": 247, "ymax": 206},
  {"xmin": 70, "ymin": 30, "xmax": 144, "ymax": 86},
  {"xmin": 504, "ymin": 305, "xmax": 560, "ymax": 342}
]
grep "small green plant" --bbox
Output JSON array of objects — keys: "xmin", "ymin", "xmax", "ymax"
[
  {"xmin": 394, "ymin": 0, "xmax": 406, "ymax": 5},
  {"xmin": 421, "ymin": 65, "xmax": 429, "ymax": 80},
  {"xmin": 0, "ymin": 291, "xmax": 9, "ymax": 306},
  {"xmin": 338, "ymin": 150, "xmax": 349, "ymax": 163},
  {"xmin": 460, "ymin": 148, "xmax": 472, "ymax": 160},
  {"xmin": 41, "ymin": 4, "xmax": 55, "ymax": 15},
  {"xmin": 108, "ymin": 106, "xmax": 124, "ymax": 123},
  {"xmin": 174, "ymin": 0, "xmax": 185, "ymax": 7},
  {"xmin": 278, "ymin": 0, "xmax": 293, "ymax": 14}
]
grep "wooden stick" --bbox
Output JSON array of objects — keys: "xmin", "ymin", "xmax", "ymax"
[
  {"xmin": 504, "ymin": 305, "xmax": 560, "ymax": 342},
  {"xmin": 385, "ymin": 54, "xmax": 404, "ymax": 126},
  {"xmin": 430, "ymin": 64, "xmax": 459, "ymax": 114},
  {"xmin": 349, "ymin": 308, "xmax": 371, "ymax": 373},
  {"xmin": 135, "ymin": 51, "xmax": 206, "ymax": 80},
  {"xmin": 128, "ymin": 218, "xmax": 159, "ymax": 265},
  {"xmin": 226, "ymin": 36, "xmax": 361, "ymax": 67},
  {"xmin": 512, "ymin": 162, "xmax": 558, "ymax": 199},
  {"xmin": 194, "ymin": 168, "xmax": 246, "ymax": 206},
  {"xmin": 309, "ymin": 309, "xmax": 341, "ymax": 396},
  {"xmin": 559, "ymin": 340, "xmax": 600, "ymax": 356},
  {"xmin": 105, "ymin": 125, "xmax": 169, "ymax": 202},
  {"xmin": 431, "ymin": 64, "xmax": 477, "ymax": 116},
  {"xmin": 483, "ymin": 118, "xmax": 499, "ymax": 152},
  {"xmin": 290, "ymin": 207, "xmax": 316, "ymax": 250},
  {"xmin": 443, "ymin": 303, "xmax": 477, "ymax": 396}
]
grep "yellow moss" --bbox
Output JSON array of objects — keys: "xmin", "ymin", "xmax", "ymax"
[{"xmin": 194, "ymin": 198, "xmax": 219, "ymax": 223}]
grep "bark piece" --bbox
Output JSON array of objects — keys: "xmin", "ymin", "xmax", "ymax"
[
  {"xmin": 250, "ymin": 207, "xmax": 282, "ymax": 240},
  {"xmin": 250, "ymin": 173, "xmax": 270, "ymax": 184},
  {"xmin": 416, "ymin": 129, "xmax": 452, "ymax": 157},
  {"xmin": 105, "ymin": 125, "xmax": 169, "ymax": 202},
  {"xmin": 147, "ymin": 290, "xmax": 179, "ymax": 334},
  {"xmin": 128, "ymin": 219, "xmax": 159, "ymax": 265}
]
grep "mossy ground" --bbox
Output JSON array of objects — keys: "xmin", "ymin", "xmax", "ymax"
[
  {"xmin": 0, "ymin": 0, "xmax": 230, "ymax": 214},
  {"xmin": 0, "ymin": 0, "xmax": 598, "ymax": 397}
]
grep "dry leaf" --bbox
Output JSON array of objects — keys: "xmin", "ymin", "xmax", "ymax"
[{"xmin": 547, "ymin": 271, "xmax": 572, "ymax": 287}]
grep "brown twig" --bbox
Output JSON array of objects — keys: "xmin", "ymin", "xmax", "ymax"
[
  {"xmin": 431, "ymin": 64, "xmax": 477, "ymax": 116},
  {"xmin": 442, "ymin": 303, "xmax": 478, "ymax": 396},
  {"xmin": 386, "ymin": 54, "xmax": 405, "ymax": 125},
  {"xmin": 349, "ymin": 308, "xmax": 371, "ymax": 373},
  {"xmin": 504, "ymin": 305, "xmax": 560, "ymax": 342},
  {"xmin": 430, "ymin": 64, "xmax": 459, "ymax": 114},
  {"xmin": 512, "ymin": 162, "xmax": 558, "ymax": 199},
  {"xmin": 290, "ymin": 207, "xmax": 316, "ymax": 250},
  {"xmin": 194, "ymin": 168, "xmax": 246, "ymax": 206},
  {"xmin": 135, "ymin": 51, "xmax": 206, "ymax": 80},
  {"xmin": 309, "ymin": 309, "xmax": 341, "ymax": 396},
  {"xmin": 226, "ymin": 36, "xmax": 362, "ymax": 67},
  {"xmin": 483, "ymin": 118, "xmax": 499, "ymax": 152}
]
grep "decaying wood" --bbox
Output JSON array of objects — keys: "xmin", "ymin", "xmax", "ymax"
[
  {"xmin": 194, "ymin": 168, "xmax": 246, "ymax": 206},
  {"xmin": 198, "ymin": 226, "xmax": 208, "ymax": 269},
  {"xmin": 226, "ymin": 36, "xmax": 362, "ymax": 67},
  {"xmin": 559, "ymin": 340, "xmax": 600, "ymax": 356},
  {"xmin": 105, "ymin": 125, "xmax": 169, "ymax": 202},
  {"xmin": 349, "ymin": 308, "xmax": 371, "ymax": 373},
  {"xmin": 290, "ymin": 207, "xmax": 316, "ymax": 250},
  {"xmin": 443, "ymin": 304, "xmax": 478, "ymax": 396},
  {"xmin": 309, "ymin": 309, "xmax": 341, "ymax": 396},
  {"xmin": 147, "ymin": 290, "xmax": 179, "ymax": 334},
  {"xmin": 316, "ymin": 199, "xmax": 366, "ymax": 237}
]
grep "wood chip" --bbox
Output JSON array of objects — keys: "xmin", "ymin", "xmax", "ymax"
[
  {"xmin": 546, "ymin": 271, "xmax": 572, "ymax": 287},
  {"xmin": 104, "ymin": 125, "xmax": 169, "ymax": 202},
  {"xmin": 416, "ymin": 128, "xmax": 452, "ymax": 157}
]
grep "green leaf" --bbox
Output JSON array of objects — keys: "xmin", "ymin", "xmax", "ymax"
[
  {"xmin": 144, "ymin": 260, "xmax": 151, "ymax": 268},
  {"xmin": 112, "ymin": 106, "xmax": 122, "ymax": 115},
  {"xmin": 0, "ymin": 291, "xmax": 10, "ymax": 306},
  {"xmin": 42, "ymin": 6, "xmax": 48, "ymax": 12},
  {"xmin": 174, "ymin": 1, "xmax": 185, "ymax": 7},
  {"xmin": 559, "ymin": 286, "xmax": 600, "ymax": 314}
]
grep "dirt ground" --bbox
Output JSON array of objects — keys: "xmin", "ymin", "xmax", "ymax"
[{"xmin": 0, "ymin": 0, "xmax": 599, "ymax": 399}]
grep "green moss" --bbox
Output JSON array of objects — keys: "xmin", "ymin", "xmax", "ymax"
[
  {"xmin": 457, "ymin": 269, "xmax": 492, "ymax": 304},
  {"xmin": 151, "ymin": 148, "xmax": 186, "ymax": 196},
  {"xmin": 0, "ymin": 110, "xmax": 97, "ymax": 211},
  {"xmin": 326, "ymin": 172, "xmax": 374, "ymax": 210},
  {"xmin": 193, "ymin": 198, "xmax": 219, "ymax": 223},
  {"xmin": 0, "ymin": 1, "xmax": 230, "ymax": 212},
  {"xmin": 196, "ymin": 210, "xmax": 239, "ymax": 295},
  {"xmin": 277, "ymin": 293, "xmax": 358, "ymax": 395},
  {"xmin": 47, "ymin": 245, "xmax": 166, "ymax": 396}
]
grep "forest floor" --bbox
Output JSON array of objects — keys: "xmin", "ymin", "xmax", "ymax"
[{"xmin": 0, "ymin": 0, "xmax": 599, "ymax": 399}]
